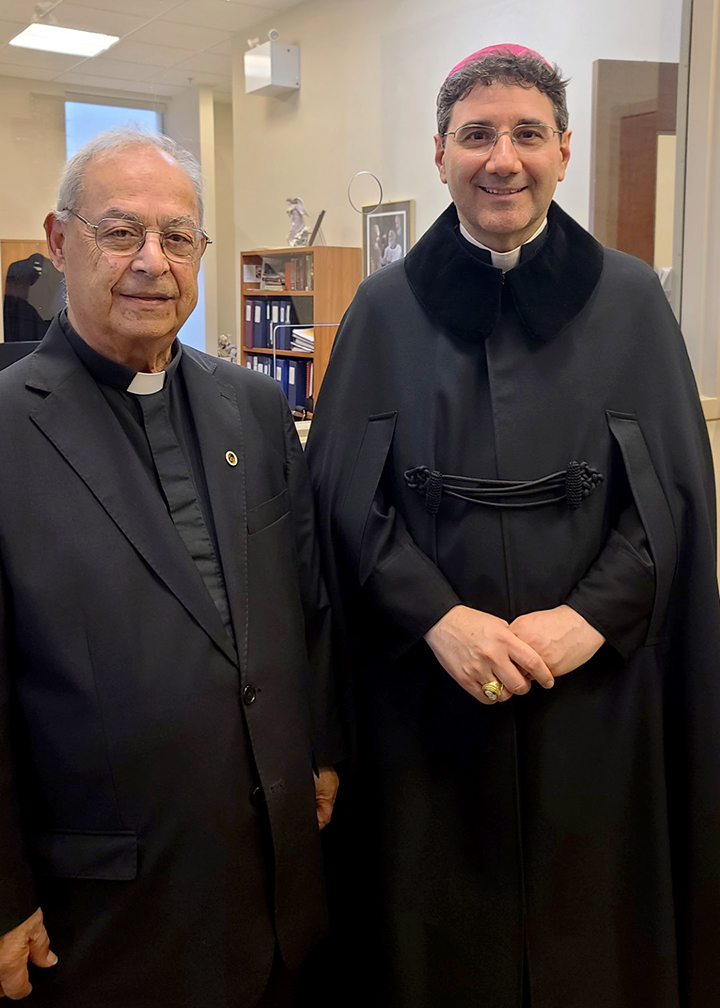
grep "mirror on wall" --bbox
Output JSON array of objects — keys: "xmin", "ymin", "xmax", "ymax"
[{"xmin": 591, "ymin": 59, "xmax": 679, "ymax": 296}]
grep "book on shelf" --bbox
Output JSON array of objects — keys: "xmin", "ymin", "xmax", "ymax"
[
  {"xmin": 270, "ymin": 299, "xmax": 298, "ymax": 349},
  {"xmin": 283, "ymin": 254, "xmax": 314, "ymax": 292},
  {"xmin": 259, "ymin": 256, "xmax": 286, "ymax": 290},
  {"xmin": 287, "ymin": 359, "xmax": 299, "ymax": 410},
  {"xmin": 243, "ymin": 299, "xmax": 253, "ymax": 347},
  {"xmin": 259, "ymin": 254, "xmax": 313, "ymax": 293},
  {"xmin": 290, "ymin": 327, "xmax": 314, "ymax": 352},
  {"xmin": 244, "ymin": 353, "xmax": 314, "ymax": 412},
  {"xmin": 243, "ymin": 297, "xmax": 299, "ymax": 348}
]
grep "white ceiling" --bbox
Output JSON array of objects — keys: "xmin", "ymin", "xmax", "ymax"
[{"xmin": 0, "ymin": 0, "xmax": 304, "ymax": 100}]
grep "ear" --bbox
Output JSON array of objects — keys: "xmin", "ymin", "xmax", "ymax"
[
  {"xmin": 557, "ymin": 129, "xmax": 572, "ymax": 183},
  {"xmin": 434, "ymin": 134, "xmax": 448, "ymax": 185},
  {"xmin": 44, "ymin": 212, "xmax": 68, "ymax": 274}
]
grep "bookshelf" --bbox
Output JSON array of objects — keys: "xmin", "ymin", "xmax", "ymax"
[{"xmin": 240, "ymin": 245, "xmax": 361, "ymax": 414}]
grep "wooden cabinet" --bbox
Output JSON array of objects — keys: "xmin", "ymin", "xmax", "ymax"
[{"xmin": 240, "ymin": 245, "xmax": 361, "ymax": 414}]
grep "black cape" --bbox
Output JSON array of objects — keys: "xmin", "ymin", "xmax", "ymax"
[{"xmin": 306, "ymin": 203, "xmax": 720, "ymax": 1007}]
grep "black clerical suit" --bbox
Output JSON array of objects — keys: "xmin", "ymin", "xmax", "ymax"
[
  {"xmin": 0, "ymin": 314, "xmax": 341, "ymax": 1008},
  {"xmin": 307, "ymin": 203, "xmax": 720, "ymax": 1007}
]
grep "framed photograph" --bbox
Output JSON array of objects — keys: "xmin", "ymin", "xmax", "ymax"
[{"xmin": 363, "ymin": 199, "xmax": 415, "ymax": 278}]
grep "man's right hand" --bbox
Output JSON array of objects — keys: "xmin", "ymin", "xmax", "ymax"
[
  {"xmin": 424, "ymin": 605, "xmax": 555, "ymax": 704},
  {"xmin": 0, "ymin": 908, "xmax": 57, "ymax": 1000}
]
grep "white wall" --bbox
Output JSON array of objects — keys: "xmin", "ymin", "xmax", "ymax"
[
  {"xmin": 231, "ymin": 0, "xmax": 683, "ymax": 251},
  {"xmin": 164, "ymin": 85, "xmax": 216, "ymax": 352},
  {"xmin": 214, "ymin": 100, "xmax": 236, "ymax": 340},
  {"xmin": 0, "ymin": 77, "xmax": 70, "ymax": 240}
]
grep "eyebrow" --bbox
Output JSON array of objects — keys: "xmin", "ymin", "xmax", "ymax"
[
  {"xmin": 101, "ymin": 209, "xmax": 199, "ymax": 228},
  {"xmin": 163, "ymin": 215, "xmax": 199, "ymax": 229},
  {"xmin": 102, "ymin": 209, "xmax": 143, "ymax": 222},
  {"xmin": 457, "ymin": 117, "xmax": 548, "ymax": 129}
]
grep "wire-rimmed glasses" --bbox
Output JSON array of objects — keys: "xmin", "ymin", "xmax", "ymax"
[
  {"xmin": 443, "ymin": 123, "xmax": 563, "ymax": 153},
  {"xmin": 62, "ymin": 209, "xmax": 212, "ymax": 263}
]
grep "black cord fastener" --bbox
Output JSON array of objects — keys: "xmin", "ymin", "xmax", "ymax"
[{"xmin": 404, "ymin": 461, "xmax": 603, "ymax": 515}]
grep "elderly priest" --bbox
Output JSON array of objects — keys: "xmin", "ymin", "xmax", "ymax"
[{"xmin": 0, "ymin": 129, "xmax": 341, "ymax": 1008}]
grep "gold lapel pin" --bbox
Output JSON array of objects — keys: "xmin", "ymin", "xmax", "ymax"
[{"xmin": 225, "ymin": 450, "xmax": 238, "ymax": 466}]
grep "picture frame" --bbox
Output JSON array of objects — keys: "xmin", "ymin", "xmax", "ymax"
[{"xmin": 363, "ymin": 199, "xmax": 416, "ymax": 278}]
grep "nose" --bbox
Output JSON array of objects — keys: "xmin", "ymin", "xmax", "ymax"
[
  {"xmin": 484, "ymin": 132, "xmax": 523, "ymax": 176},
  {"xmin": 130, "ymin": 231, "xmax": 170, "ymax": 277}
]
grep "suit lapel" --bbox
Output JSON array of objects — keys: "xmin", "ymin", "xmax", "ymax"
[
  {"xmin": 181, "ymin": 352, "xmax": 249, "ymax": 675},
  {"xmin": 27, "ymin": 323, "xmax": 237, "ymax": 664}
]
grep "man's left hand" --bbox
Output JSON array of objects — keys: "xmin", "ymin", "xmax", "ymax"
[
  {"xmin": 314, "ymin": 767, "xmax": 339, "ymax": 829},
  {"xmin": 509, "ymin": 605, "xmax": 605, "ymax": 677}
]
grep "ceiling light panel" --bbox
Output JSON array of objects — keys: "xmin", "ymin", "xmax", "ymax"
[{"xmin": 9, "ymin": 23, "xmax": 119, "ymax": 57}]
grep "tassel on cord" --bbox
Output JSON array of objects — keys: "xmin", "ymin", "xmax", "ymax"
[{"xmin": 404, "ymin": 462, "xmax": 603, "ymax": 514}]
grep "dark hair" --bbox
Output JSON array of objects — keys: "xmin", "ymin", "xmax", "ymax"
[{"xmin": 436, "ymin": 53, "xmax": 570, "ymax": 140}]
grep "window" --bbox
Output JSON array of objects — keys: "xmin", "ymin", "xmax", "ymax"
[{"xmin": 65, "ymin": 101, "xmax": 160, "ymax": 159}]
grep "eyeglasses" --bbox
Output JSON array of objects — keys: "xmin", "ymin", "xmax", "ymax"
[
  {"xmin": 63, "ymin": 209, "xmax": 212, "ymax": 263},
  {"xmin": 443, "ymin": 123, "xmax": 563, "ymax": 152}
]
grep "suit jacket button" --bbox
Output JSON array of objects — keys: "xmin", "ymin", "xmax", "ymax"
[
  {"xmin": 243, "ymin": 685, "xmax": 257, "ymax": 705},
  {"xmin": 250, "ymin": 786, "xmax": 265, "ymax": 807}
]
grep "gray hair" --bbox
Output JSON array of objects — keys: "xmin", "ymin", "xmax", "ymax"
[
  {"xmin": 436, "ymin": 53, "xmax": 570, "ymax": 141},
  {"xmin": 55, "ymin": 128, "xmax": 204, "ymax": 227}
]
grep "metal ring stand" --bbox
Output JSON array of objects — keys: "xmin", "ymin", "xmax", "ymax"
[{"xmin": 347, "ymin": 171, "xmax": 384, "ymax": 214}]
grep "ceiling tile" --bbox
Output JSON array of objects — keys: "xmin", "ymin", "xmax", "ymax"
[
  {"xmin": 67, "ymin": 56, "xmax": 160, "ymax": 81},
  {"xmin": 56, "ymin": 70, "xmax": 176, "ymax": 97},
  {"xmin": 129, "ymin": 20, "xmax": 231, "ymax": 51},
  {"xmin": 0, "ymin": 0, "xmax": 44, "ymax": 23},
  {"xmin": 223, "ymin": 0, "xmax": 301, "ymax": 9},
  {"xmin": 0, "ymin": 61, "xmax": 63, "ymax": 81},
  {"xmin": 206, "ymin": 38, "xmax": 232, "ymax": 57},
  {"xmin": 156, "ymin": 0, "xmax": 280, "ymax": 33},
  {"xmin": 0, "ymin": 45, "xmax": 82, "ymax": 71},
  {"xmin": 67, "ymin": 0, "xmax": 185, "ymax": 18},
  {"xmin": 106, "ymin": 40, "xmax": 195, "ymax": 68},
  {"xmin": 0, "ymin": 20, "xmax": 32, "ymax": 45},
  {"xmin": 174, "ymin": 51, "xmax": 231, "ymax": 76},
  {"xmin": 146, "ymin": 65, "xmax": 227, "ymax": 87},
  {"xmin": 46, "ymin": 5, "xmax": 147, "ymax": 37},
  {"xmin": 120, "ymin": 78, "xmax": 182, "ymax": 96}
]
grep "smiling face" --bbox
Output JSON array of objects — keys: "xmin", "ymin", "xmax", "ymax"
[
  {"xmin": 434, "ymin": 82, "xmax": 571, "ymax": 251},
  {"xmin": 45, "ymin": 145, "xmax": 201, "ymax": 366}
]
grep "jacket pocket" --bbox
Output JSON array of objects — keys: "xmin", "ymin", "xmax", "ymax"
[
  {"xmin": 340, "ymin": 412, "xmax": 397, "ymax": 564},
  {"xmin": 606, "ymin": 411, "xmax": 677, "ymax": 644},
  {"xmin": 30, "ymin": 830, "xmax": 138, "ymax": 881},
  {"xmin": 247, "ymin": 488, "xmax": 290, "ymax": 535}
]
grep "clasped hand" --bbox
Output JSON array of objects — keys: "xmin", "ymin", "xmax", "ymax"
[
  {"xmin": 424, "ymin": 604, "xmax": 604, "ymax": 705},
  {"xmin": 0, "ymin": 908, "xmax": 57, "ymax": 1000}
]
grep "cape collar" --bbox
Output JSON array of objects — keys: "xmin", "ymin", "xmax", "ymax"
[{"xmin": 403, "ymin": 201, "xmax": 605, "ymax": 342}]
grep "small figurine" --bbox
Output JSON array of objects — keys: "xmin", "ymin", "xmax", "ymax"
[
  {"xmin": 287, "ymin": 197, "xmax": 310, "ymax": 246},
  {"xmin": 217, "ymin": 333, "xmax": 237, "ymax": 364}
]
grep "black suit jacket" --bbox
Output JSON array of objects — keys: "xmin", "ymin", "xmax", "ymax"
[{"xmin": 0, "ymin": 318, "xmax": 342, "ymax": 1008}]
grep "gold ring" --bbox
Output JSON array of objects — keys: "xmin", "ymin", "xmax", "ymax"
[{"xmin": 482, "ymin": 680, "xmax": 503, "ymax": 702}]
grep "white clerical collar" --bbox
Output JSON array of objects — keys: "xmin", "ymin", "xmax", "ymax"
[
  {"xmin": 127, "ymin": 371, "xmax": 166, "ymax": 394},
  {"xmin": 459, "ymin": 218, "xmax": 548, "ymax": 272}
]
